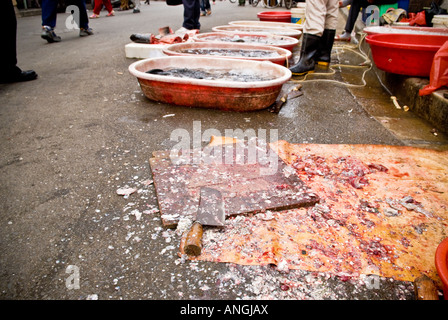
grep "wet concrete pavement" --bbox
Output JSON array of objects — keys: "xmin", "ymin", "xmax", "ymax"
[{"xmin": 1, "ymin": 2, "xmax": 447, "ymax": 302}]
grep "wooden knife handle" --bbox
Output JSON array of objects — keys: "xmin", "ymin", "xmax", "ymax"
[
  {"xmin": 414, "ymin": 275, "xmax": 439, "ymax": 300},
  {"xmin": 184, "ymin": 222, "xmax": 203, "ymax": 256}
]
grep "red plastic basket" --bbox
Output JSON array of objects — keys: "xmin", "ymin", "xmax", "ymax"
[{"xmin": 366, "ymin": 33, "xmax": 448, "ymax": 77}]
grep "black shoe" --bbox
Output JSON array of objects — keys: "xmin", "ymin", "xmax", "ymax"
[
  {"xmin": 41, "ymin": 26, "xmax": 61, "ymax": 43},
  {"xmin": 0, "ymin": 68, "xmax": 37, "ymax": 84},
  {"xmin": 315, "ymin": 29, "xmax": 336, "ymax": 66},
  {"xmin": 289, "ymin": 33, "xmax": 320, "ymax": 76},
  {"xmin": 133, "ymin": 8, "xmax": 140, "ymax": 13}
]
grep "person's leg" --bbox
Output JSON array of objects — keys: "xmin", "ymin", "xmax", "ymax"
[
  {"xmin": 41, "ymin": 0, "xmax": 61, "ymax": 42},
  {"xmin": 90, "ymin": 0, "xmax": 102, "ymax": 16},
  {"xmin": 0, "ymin": 0, "xmax": 37, "ymax": 83},
  {"xmin": 303, "ymin": 0, "xmax": 326, "ymax": 37},
  {"xmin": 200, "ymin": 0, "xmax": 206, "ymax": 15},
  {"xmin": 336, "ymin": 0, "xmax": 368, "ymax": 40},
  {"xmin": 68, "ymin": 0, "xmax": 94, "ymax": 36},
  {"xmin": 1, "ymin": 0, "xmax": 18, "ymax": 76},
  {"xmin": 76, "ymin": 0, "xmax": 90, "ymax": 29},
  {"xmin": 182, "ymin": 0, "xmax": 200, "ymax": 30},
  {"xmin": 290, "ymin": 0, "xmax": 325, "ymax": 75},
  {"xmin": 104, "ymin": 0, "xmax": 115, "ymax": 14},
  {"xmin": 324, "ymin": 0, "xmax": 339, "ymax": 31},
  {"xmin": 316, "ymin": 0, "xmax": 338, "ymax": 65},
  {"xmin": 41, "ymin": 0, "xmax": 58, "ymax": 28},
  {"xmin": 345, "ymin": 0, "xmax": 368, "ymax": 33},
  {"xmin": 132, "ymin": 0, "xmax": 141, "ymax": 13}
]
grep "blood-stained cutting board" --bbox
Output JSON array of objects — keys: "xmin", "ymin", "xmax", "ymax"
[
  {"xmin": 149, "ymin": 138, "xmax": 319, "ymax": 228},
  {"xmin": 176, "ymin": 140, "xmax": 448, "ymax": 288}
]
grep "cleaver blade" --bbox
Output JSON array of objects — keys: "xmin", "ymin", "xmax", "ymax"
[{"xmin": 196, "ymin": 187, "xmax": 225, "ymax": 227}]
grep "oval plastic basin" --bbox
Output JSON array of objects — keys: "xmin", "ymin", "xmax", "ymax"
[
  {"xmin": 163, "ymin": 42, "xmax": 292, "ymax": 66},
  {"xmin": 212, "ymin": 25, "xmax": 302, "ymax": 39},
  {"xmin": 193, "ymin": 32, "xmax": 299, "ymax": 52},
  {"xmin": 364, "ymin": 26, "xmax": 448, "ymax": 36},
  {"xmin": 366, "ymin": 33, "xmax": 448, "ymax": 77},
  {"xmin": 229, "ymin": 20, "xmax": 302, "ymax": 31},
  {"xmin": 128, "ymin": 56, "xmax": 292, "ymax": 111}
]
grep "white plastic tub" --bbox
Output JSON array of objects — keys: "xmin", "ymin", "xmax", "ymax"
[
  {"xmin": 163, "ymin": 42, "xmax": 292, "ymax": 66},
  {"xmin": 193, "ymin": 32, "xmax": 299, "ymax": 52},
  {"xmin": 229, "ymin": 20, "xmax": 302, "ymax": 30},
  {"xmin": 212, "ymin": 25, "xmax": 302, "ymax": 39}
]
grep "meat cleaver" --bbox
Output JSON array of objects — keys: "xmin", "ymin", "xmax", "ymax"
[{"xmin": 184, "ymin": 187, "xmax": 225, "ymax": 256}]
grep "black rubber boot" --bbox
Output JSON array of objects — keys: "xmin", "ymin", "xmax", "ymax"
[
  {"xmin": 315, "ymin": 29, "xmax": 336, "ymax": 66},
  {"xmin": 289, "ymin": 33, "xmax": 320, "ymax": 76}
]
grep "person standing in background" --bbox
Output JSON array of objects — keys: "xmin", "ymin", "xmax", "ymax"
[
  {"xmin": 289, "ymin": 0, "xmax": 339, "ymax": 75},
  {"xmin": 177, "ymin": 0, "xmax": 201, "ymax": 31},
  {"xmin": 90, "ymin": 0, "xmax": 115, "ymax": 18},
  {"xmin": 1, "ymin": 0, "xmax": 37, "ymax": 83},
  {"xmin": 41, "ymin": 0, "xmax": 93, "ymax": 42},
  {"xmin": 200, "ymin": 0, "xmax": 211, "ymax": 16},
  {"xmin": 130, "ymin": 0, "xmax": 141, "ymax": 13}
]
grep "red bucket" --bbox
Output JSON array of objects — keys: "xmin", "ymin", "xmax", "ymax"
[
  {"xmin": 257, "ymin": 11, "xmax": 291, "ymax": 23},
  {"xmin": 366, "ymin": 34, "xmax": 448, "ymax": 77}
]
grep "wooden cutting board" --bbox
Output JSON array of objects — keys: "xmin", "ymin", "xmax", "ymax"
[{"xmin": 149, "ymin": 139, "xmax": 319, "ymax": 228}]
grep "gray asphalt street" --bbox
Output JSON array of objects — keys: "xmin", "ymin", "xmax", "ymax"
[{"xmin": 1, "ymin": 1, "xmax": 447, "ymax": 303}]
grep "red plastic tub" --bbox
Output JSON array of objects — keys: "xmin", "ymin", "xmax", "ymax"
[
  {"xmin": 366, "ymin": 33, "xmax": 448, "ymax": 77},
  {"xmin": 257, "ymin": 11, "xmax": 291, "ymax": 23},
  {"xmin": 163, "ymin": 42, "xmax": 292, "ymax": 66},
  {"xmin": 436, "ymin": 237, "xmax": 448, "ymax": 300},
  {"xmin": 128, "ymin": 56, "xmax": 292, "ymax": 111}
]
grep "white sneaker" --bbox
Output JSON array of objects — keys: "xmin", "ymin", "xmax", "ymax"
[
  {"xmin": 175, "ymin": 27, "xmax": 190, "ymax": 34},
  {"xmin": 335, "ymin": 31, "xmax": 351, "ymax": 41}
]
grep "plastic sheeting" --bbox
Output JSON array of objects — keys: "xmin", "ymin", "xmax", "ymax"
[{"xmin": 181, "ymin": 140, "xmax": 448, "ymax": 288}]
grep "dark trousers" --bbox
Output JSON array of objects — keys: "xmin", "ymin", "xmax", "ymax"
[
  {"xmin": 182, "ymin": 0, "xmax": 201, "ymax": 30},
  {"xmin": 41, "ymin": 0, "xmax": 89, "ymax": 29},
  {"xmin": 1, "ymin": 0, "xmax": 19, "ymax": 76},
  {"xmin": 200, "ymin": 0, "xmax": 211, "ymax": 12}
]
